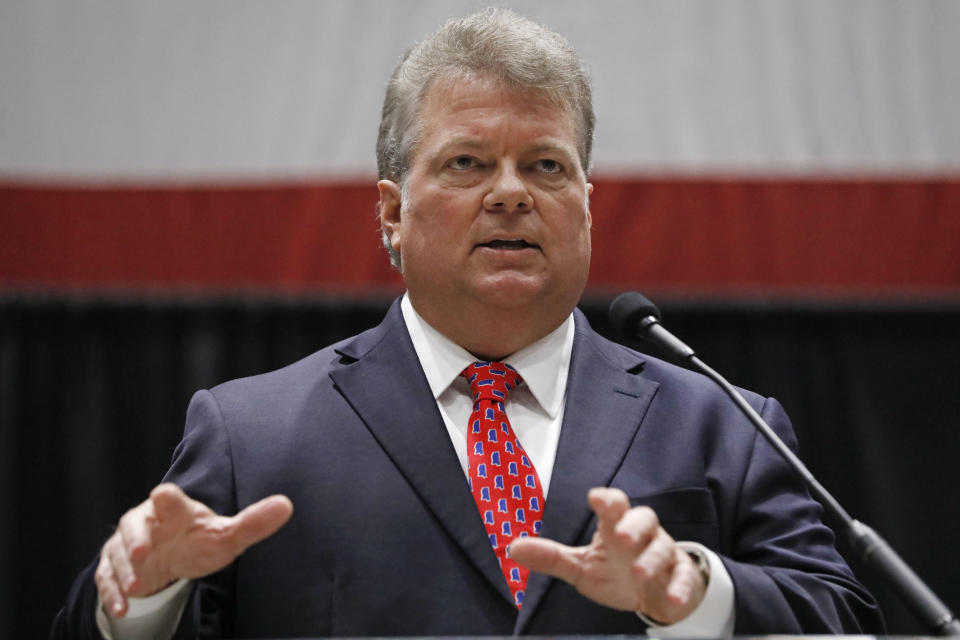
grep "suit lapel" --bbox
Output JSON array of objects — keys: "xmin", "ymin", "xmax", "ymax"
[
  {"xmin": 516, "ymin": 311, "xmax": 660, "ymax": 631},
  {"xmin": 329, "ymin": 301, "xmax": 515, "ymax": 606}
]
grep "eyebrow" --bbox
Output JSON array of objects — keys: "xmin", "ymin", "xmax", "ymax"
[
  {"xmin": 430, "ymin": 137, "xmax": 576, "ymax": 160},
  {"xmin": 525, "ymin": 143, "xmax": 576, "ymax": 159}
]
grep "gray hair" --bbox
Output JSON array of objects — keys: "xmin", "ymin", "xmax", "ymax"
[{"xmin": 377, "ymin": 8, "xmax": 595, "ymax": 269}]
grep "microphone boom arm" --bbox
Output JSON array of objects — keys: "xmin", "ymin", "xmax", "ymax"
[
  {"xmin": 619, "ymin": 294, "xmax": 960, "ymax": 636},
  {"xmin": 688, "ymin": 351, "xmax": 960, "ymax": 637}
]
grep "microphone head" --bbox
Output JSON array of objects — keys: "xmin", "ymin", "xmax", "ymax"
[{"xmin": 609, "ymin": 291, "xmax": 661, "ymax": 338}]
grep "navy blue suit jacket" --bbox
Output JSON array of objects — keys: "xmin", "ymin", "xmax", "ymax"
[{"xmin": 54, "ymin": 300, "xmax": 881, "ymax": 637}]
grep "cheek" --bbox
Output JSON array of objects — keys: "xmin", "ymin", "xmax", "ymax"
[
  {"xmin": 401, "ymin": 203, "xmax": 459, "ymax": 252},
  {"xmin": 412, "ymin": 193, "xmax": 475, "ymax": 235},
  {"xmin": 551, "ymin": 194, "xmax": 592, "ymax": 234},
  {"xmin": 556, "ymin": 205, "xmax": 592, "ymax": 260}
]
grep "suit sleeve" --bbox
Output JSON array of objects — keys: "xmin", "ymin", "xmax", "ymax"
[
  {"xmin": 51, "ymin": 390, "xmax": 238, "ymax": 640},
  {"xmin": 719, "ymin": 397, "xmax": 884, "ymax": 634}
]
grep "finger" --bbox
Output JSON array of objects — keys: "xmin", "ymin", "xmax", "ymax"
[
  {"xmin": 117, "ymin": 503, "xmax": 154, "ymax": 565},
  {"xmin": 104, "ymin": 533, "xmax": 140, "ymax": 595},
  {"xmin": 225, "ymin": 494, "xmax": 294, "ymax": 555},
  {"xmin": 612, "ymin": 506, "xmax": 660, "ymax": 554},
  {"xmin": 95, "ymin": 547, "xmax": 127, "ymax": 618},
  {"xmin": 665, "ymin": 551, "xmax": 702, "ymax": 606},
  {"xmin": 634, "ymin": 528, "xmax": 677, "ymax": 580},
  {"xmin": 587, "ymin": 487, "xmax": 630, "ymax": 541},
  {"xmin": 509, "ymin": 536, "xmax": 584, "ymax": 586},
  {"xmin": 150, "ymin": 482, "xmax": 195, "ymax": 524}
]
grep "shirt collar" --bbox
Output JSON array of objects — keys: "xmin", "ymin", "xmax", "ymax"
[{"xmin": 400, "ymin": 293, "xmax": 574, "ymax": 419}]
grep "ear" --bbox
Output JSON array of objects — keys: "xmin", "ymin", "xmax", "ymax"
[
  {"xmin": 377, "ymin": 180, "xmax": 403, "ymax": 252},
  {"xmin": 586, "ymin": 182, "xmax": 594, "ymax": 228}
]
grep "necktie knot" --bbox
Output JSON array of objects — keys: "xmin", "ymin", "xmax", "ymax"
[{"xmin": 461, "ymin": 361, "xmax": 523, "ymax": 404}]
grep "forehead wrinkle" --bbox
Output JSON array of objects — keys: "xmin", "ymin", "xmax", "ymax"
[
  {"xmin": 434, "ymin": 136, "xmax": 491, "ymax": 153},
  {"xmin": 412, "ymin": 74, "xmax": 580, "ymax": 172},
  {"xmin": 429, "ymin": 136, "xmax": 577, "ymax": 160},
  {"xmin": 422, "ymin": 72, "xmax": 573, "ymax": 128}
]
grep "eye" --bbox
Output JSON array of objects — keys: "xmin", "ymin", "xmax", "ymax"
[
  {"xmin": 447, "ymin": 155, "xmax": 478, "ymax": 171},
  {"xmin": 535, "ymin": 158, "xmax": 562, "ymax": 174}
]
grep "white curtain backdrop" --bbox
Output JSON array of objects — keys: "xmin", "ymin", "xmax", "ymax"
[{"xmin": 1, "ymin": 0, "xmax": 958, "ymax": 180}]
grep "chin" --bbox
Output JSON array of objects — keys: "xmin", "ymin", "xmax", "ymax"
[{"xmin": 468, "ymin": 274, "xmax": 556, "ymax": 309}]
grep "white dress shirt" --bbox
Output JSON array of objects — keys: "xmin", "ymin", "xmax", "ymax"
[
  {"xmin": 401, "ymin": 294, "xmax": 570, "ymax": 496},
  {"xmin": 98, "ymin": 293, "xmax": 733, "ymax": 638}
]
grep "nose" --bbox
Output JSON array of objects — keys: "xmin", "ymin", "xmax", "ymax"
[{"xmin": 483, "ymin": 163, "xmax": 533, "ymax": 212}]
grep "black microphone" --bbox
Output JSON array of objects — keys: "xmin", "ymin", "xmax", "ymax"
[
  {"xmin": 609, "ymin": 291, "xmax": 693, "ymax": 361},
  {"xmin": 609, "ymin": 291, "xmax": 960, "ymax": 636}
]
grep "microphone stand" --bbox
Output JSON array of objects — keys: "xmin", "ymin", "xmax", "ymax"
[{"xmin": 633, "ymin": 310, "xmax": 960, "ymax": 636}]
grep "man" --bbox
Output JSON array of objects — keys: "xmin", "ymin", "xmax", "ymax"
[{"xmin": 54, "ymin": 9, "xmax": 882, "ymax": 638}]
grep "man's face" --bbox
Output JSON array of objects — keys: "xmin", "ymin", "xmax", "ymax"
[{"xmin": 379, "ymin": 73, "xmax": 592, "ymax": 334}]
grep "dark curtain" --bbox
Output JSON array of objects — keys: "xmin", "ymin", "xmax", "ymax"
[{"xmin": 2, "ymin": 294, "xmax": 958, "ymax": 637}]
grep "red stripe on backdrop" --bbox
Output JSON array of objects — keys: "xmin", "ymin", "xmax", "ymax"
[
  {"xmin": 589, "ymin": 177, "xmax": 960, "ymax": 297},
  {"xmin": 0, "ymin": 182, "xmax": 402, "ymax": 294},
  {"xmin": 2, "ymin": 177, "xmax": 959, "ymax": 296}
]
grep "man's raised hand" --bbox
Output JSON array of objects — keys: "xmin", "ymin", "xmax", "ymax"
[
  {"xmin": 508, "ymin": 487, "xmax": 706, "ymax": 624},
  {"xmin": 95, "ymin": 483, "xmax": 293, "ymax": 618}
]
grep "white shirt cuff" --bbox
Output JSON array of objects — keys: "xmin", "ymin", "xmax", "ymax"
[
  {"xmin": 640, "ymin": 542, "xmax": 735, "ymax": 638},
  {"xmin": 95, "ymin": 578, "xmax": 192, "ymax": 639}
]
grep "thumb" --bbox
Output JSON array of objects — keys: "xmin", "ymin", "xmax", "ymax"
[
  {"xmin": 150, "ymin": 483, "xmax": 194, "ymax": 523},
  {"xmin": 509, "ymin": 536, "xmax": 583, "ymax": 585},
  {"xmin": 226, "ymin": 495, "xmax": 294, "ymax": 554}
]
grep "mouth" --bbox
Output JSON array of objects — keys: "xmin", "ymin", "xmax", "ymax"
[{"xmin": 476, "ymin": 238, "xmax": 541, "ymax": 251}]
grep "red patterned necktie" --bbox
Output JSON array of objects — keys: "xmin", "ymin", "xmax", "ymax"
[{"xmin": 462, "ymin": 361, "xmax": 545, "ymax": 609}]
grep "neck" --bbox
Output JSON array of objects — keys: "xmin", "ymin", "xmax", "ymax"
[{"xmin": 408, "ymin": 293, "xmax": 572, "ymax": 360}]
